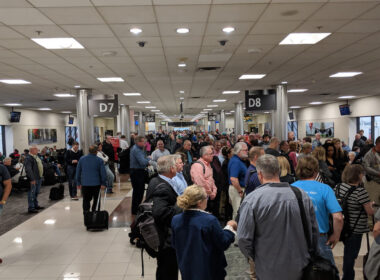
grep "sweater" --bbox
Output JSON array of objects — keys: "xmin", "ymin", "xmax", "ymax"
[{"xmin": 76, "ymin": 154, "xmax": 107, "ymax": 187}]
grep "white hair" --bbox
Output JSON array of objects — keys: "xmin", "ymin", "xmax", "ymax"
[
  {"xmin": 233, "ymin": 142, "xmax": 247, "ymax": 155},
  {"xmin": 157, "ymin": 155, "xmax": 177, "ymax": 174}
]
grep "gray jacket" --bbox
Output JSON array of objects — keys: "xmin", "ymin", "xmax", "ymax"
[
  {"xmin": 24, "ymin": 154, "xmax": 41, "ymax": 182},
  {"xmin": 363, "ymin": 148, "xmax": 380, "ymax": 183},
  {"xmin": 237, "ymin": 182, "xmax": 319, "ymax": 280}
]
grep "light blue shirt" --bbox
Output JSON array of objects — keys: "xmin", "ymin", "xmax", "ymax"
[
  {"xmin": 158, "ymin": 174, "xmax": 182, "ymax": 196},
  {"xmin": 172, "ymin": 172, "xmax": 187, "ymax": 195}
]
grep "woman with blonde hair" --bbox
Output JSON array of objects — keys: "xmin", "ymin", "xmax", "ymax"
[
  {"xmin": 278, "ymin": 156, "xmax": 296, "ymax": 183},
  {"xmin": 171, "ymin": 185, "xmax": 237, "ymax": 280}
]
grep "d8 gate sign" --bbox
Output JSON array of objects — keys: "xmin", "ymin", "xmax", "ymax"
[{"xmin": 245, "ymin": 89, "xmax": 276, "ymax": 111}]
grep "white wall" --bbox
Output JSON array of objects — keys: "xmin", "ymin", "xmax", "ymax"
[
  {"xmin": 296, "ymin": 95, "xmax": 380, "ymax": 147},
  {"xmin": 0, "ymin": 107, "xmax": 67, "ymax": 154}
]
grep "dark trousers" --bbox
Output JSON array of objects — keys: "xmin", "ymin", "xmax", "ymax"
[
  {"xmin": 82, "ymin": 186, "xmax": 101, "ymax": 214},
  {"xmin": 108, "ymin": 160, "xmax": 116, "ymax": 182},
  {"xmin": 207, "ymin": 189, "xmax": 220, "ymax": 218},
  {"xmin": 67, "ymin": 165, "xmax": 77, "ymax": 197},
  {"xmin": 156, "ymin": 247, "xmax": 178, "ymax": 280},
  {"xmin": 130, "ymin": 169, "xmax": 146, "ymax": 215},
  {"xmin": 342, "ymin": 233, "xmax": 363, "ymax": 280}
]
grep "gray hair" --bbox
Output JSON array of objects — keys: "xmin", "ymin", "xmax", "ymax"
[
  {"xmin": 256, "ymin": 154, "xmax": 280, "ymax": 179},
  {"xmin": 233, "ymin": 142, "xmax": 247, "ymax": 155},
  {"xmin": 172, "ymin": 154, "xmax": 182, "ymax": 162},
  {"xmin": 200, "ymin": 145, "xmax": 212, "ymax": 157},
  {"xmin": 157, "ymin": 155, "xmax": 177, "ymax": 174},
  {"xmin": 4, "ymin": 157, "xmax": 11, "ymax": 163}
]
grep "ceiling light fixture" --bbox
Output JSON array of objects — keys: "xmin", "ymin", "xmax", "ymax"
[
  {"xmin": 44, "ymin": 219, "xmax": 56, "ymax": 225},
  {"xmin": 309, "ymin": 101, "xmax": 322, "ymax": 105},
  {"xmin": 0, "ymin": 79, "xmax": 31, "ymax": 84},
  {"xmin": 180, "ymin": 97, "xmax": 184, "ymax": 100},
  {"xmin": 230, "ymin": 110, "xmax": 235, "ymax": 113},
  {"xmin": 74, "ymin": 85, "xmax": 81, "ymax": 88},
  {"xmin": 213, "ymin": 99, "xmax": 226, "ymax": 103},
  {"xmin": 204, "ymin": 109, "xmax": 212, "ymax": 111},
  {"xmin": 38, "ymin": 108, "xmax": 52, "ymax": 111},
  {"xmin": 338, "ymin": 96, "xmax": 356, "ymax": 99},
  {"xmin": 137, "ymin": 101, "xmax": 150, "ymax": 104},
  {"xmin": 176, "ymin": 28, "xmax": 189, "ymax": 34},
  {"xmin": 178, "ymin": 63, "xmax": 186, "ymax": 67},
  {"xmin": 239, "ymin": 74, "xmax": 266, "ymax": 80},
  {"xmin": 223, "ymin": 90, "xmax": 240, "ymax": 94},
  {"xmin": 289, "ymin": 106, "xmax": 300, "ymax": 109},
  {"xmin": 145, "ymin": 106, "xmax": 156, "ymax": 109},
  {"xmin": 54, "ymin": 93, "xmax": 75, "ymax": 98},
  {"xmin": 281, "ymin": 81, "xmax": 288, "ymax": 84},
  {"xmin": 207, "ymin": 105, "xmax": 218, "ymax": 107},
  {"xmin": 97, "ymin": 77, "xmax": 124, "ymax": 83},
  {"xmin": 288, "ymin": 89, "xmax": 308, "ymax": 93},
  {"xmin": 130, "ymin": 28, "xmax": 142, "ymax": 35},
  {"xmin": 151, "ymin": 110, "xmax": 160, "ymax": 112},
  {"xmin": 279, "ymin": 33, "xmax": 331, "ymax": 45},
  {"xmin": 123, "ymin": 92, "xmax": 141, "ymax": 96},
  {"xmin": 4, "ymin": 103, "xmax": 22, "ymax": 106},
  {"xmin": 222, "ymin": 26, "xmax": 235, "ymax": 33},
  {"xmin": 179, "ymin": 90, "xmax": 185, "ymax": 94},
  {"xmin": 61, "ymin": 111, "xmax": 72, "ymax": 114},
  {"xmin": 329, "ymin": 72, "xmax": 362, "ymax": 78},
  {"xmin": 31, "ymin": 38, "xmax": 84, "ymax": 49}
]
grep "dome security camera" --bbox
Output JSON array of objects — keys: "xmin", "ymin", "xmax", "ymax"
[
  {"xmin": 138, "ymin": 41, "xmax": 146, "ymax": 47},
  {"xmin": 219, "ymin": 40, "xmax": 228, "ymax": 46}
]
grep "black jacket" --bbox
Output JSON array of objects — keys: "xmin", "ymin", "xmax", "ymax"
[
  {"xmin": 145, "ymin": 176, "xmax": 182, "ymax": 249},
  {"xmin": 102, "ymin": 141, "xmax": 115, "ymax": 161},
  {"xmin": 24, "ymin": 154, "xmax": 41, "ymax": 181},
  {"xmin": 65, "ymin": 149, "xmax": 83, "ymax": 167}
]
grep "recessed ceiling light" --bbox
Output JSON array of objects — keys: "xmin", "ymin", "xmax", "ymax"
[
  {"xmin": 145, "ymin": 106, "xmax": 156, "ymax": 109},
  {"xmin": 179, "ymin": 90, "xmax": 185, "ymax": 94},
  {"xmin": 74, "ymin": 85, "xmax": 81, "ymax": 88},
  {"xmin": 309, "ymin": 101, "xmax": 322, "ymax": 105},
  {"xmin": 178, "ymin": 63, "xmax": 186, "ymax": 67},
  {"xmin": 329, "ymin": 72, "xmax": 362, "ymax": 78},
  {"xmin": 239, "ymin": 74, "xmax": 266, "ymax": 80},
  {"xmin": 225, "ymin": 112, "xmax": 232, "ymax": 115},
  {"xmin": 213, "ymin": 99, "xmax": 226, "ymax": 102},
  {"xmin": 137, "ymin": 101, "xmax": 150, "ymax": 104},
  {"xmin": 176, "ymin": 28, "xmax": 189, "ymax": 34},
  {"xmin": 61, "ymin": 111, "xmax": 72, "ymax": 114},
  {"xmin": 338, "ymin": 96, "xmax": 356, "ymax": 99},
  {"xmin": 54, "ymin": 93, "xmax": 75, "ymax": 98},
  {"xmin": 223, "ymin": 90, "xmax": 240, "ymax": 94},
  {"xmin": 4, "ymin": 103, "xmax": 22, "ymax": 106},
  {"xmin": 289, "ymin": 106, "xmax": 300, "ymax": 109},
  {"xmin": 156, "ymin": 112, "xmax": 163, "ymax": 114},
  {"xmin": 0, "ymin": 79, "xmax": 31, "ymax": 84},
  {"xmin": 44, "ymin": 219, "xmax": 56, "ymax": 225},
  {"xmin": 230, "ymin": 110, "xmax": 235, "ymax": 113},
  {"xmin": 204, "ymin": 109, "xmax": 212, "ymax": 111},
  {"xmin": 222, "ymin": 26, "xmax": 235, "ymax": 33},
  {"xmin": 279, "ymin": 33, "xmax": 331, "ymax": 45},
  {"xmin": 97, "ymin": 77, "xmax": 124, "ymax": 83},
  {"xmin": 130, "ymin": 28, "xmax": 142, "ymax": 35},
  {"xmin": 65, "ymin": 206, "xmax": 70, "ymax": 210},
  {"xmin": 151, "ymin": 110, "xmax": 160, "ymax": 112},
  {"xmin": 281, "ymin": 81, "xmax": 288, "ymax": 84},
  {"xmin": 38, "ymin": 108, "xmax": 52, "ymax": 111},
  {"xmin": 207, "ymin": 105, "xmax": 218, "ymax": 107},
  {"xmin": 13, "ymin": 237, "xmax": 23, "ymax": 244},
  {"xmin": 123, "ymin": 92, "xmax": 141, "ymax": 96},
  {"xmin": 288, "ymin": 89, "xmax": 308, "ymax": 93},
  {"xmin": 31, "ymin": 38, "xmax": 84, "ymax": 49},
  {"xmin": 264, "ymin": 111, "xmax": 270, "ymax": 114},
  {"xmin": 180, "ymin": 97, "xmax": 184, "ymax": 100}
]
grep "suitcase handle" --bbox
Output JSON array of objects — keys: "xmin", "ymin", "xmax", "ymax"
[{"xmin": 96, "ymin": 188, "xmax": 107, "ymax": 211}]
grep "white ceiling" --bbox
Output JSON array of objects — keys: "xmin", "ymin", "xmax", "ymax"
[{"xmin": 0, "ymin": 0, "xmax": 379, "ymax": 119}]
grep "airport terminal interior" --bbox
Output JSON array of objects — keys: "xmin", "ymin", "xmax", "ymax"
[{"xmin": 0, "ymin": 0, "xmax": 380, "ymax": 279}]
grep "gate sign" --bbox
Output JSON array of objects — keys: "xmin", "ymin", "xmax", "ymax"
[
  {"xmin": 88, "ymin": 96, "xmax": 118, "ymax": 117},
  {"xmin": 245, "ymin": 89, "xmax": 276, "ymax": 111},
  {"xmin": 145, "ymin": 114, "xmax": 155, "ymax": 122},
  {"xmin": 208, "ymin": 113, "xmax": 217, "ymax": 121}
]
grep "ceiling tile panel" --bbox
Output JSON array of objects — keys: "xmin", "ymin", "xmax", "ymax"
[
  {"xmin": 260, "ymin": 3, "xmax": 323, "ymax": 21},
  {"xmin": 0, "ymin": 8, "xmax": 54, "ymax": 25},
  {"xmin": 155, "ymin": 5, "xmax": 210, "ymax": 23},
  {"xmin": 0, "ymin": 26, "xmax": 25, "ymax": 39},
  {"xmin": 250, "ymin": 20, "xmax": 301, "ymax": 34},
  {"xmin": 127, "ymin": 47, "xmax": 164, "ymax": 56},
  {"xmin": 213, "ymin": 0, "xmax": 270, "ymax": 3},
  {"xmin": 97, "ymin": 6, "xmax": 156, "ymax": 23},
  {"xmin": 294, "ymin": 20, "xmax": 349, "ymax": 33},
  {"xmin": 162, "ymin": 36, "xmax": 203, "ymax": 47},
  {"xmin": 92, "ymin": 0, "xmax": 152, "ymax": 6},
  {"xmin": 11, "ymin": 24, "xmax": 70, "ymax": 38},
  {"xmin": 39, "ymin": 7, "xmax": 105, "ymax": 24},
  {"xmin": 202, "ymin": 35, "xmax": 244, "ymax": 47},
  {"xmin": 337, "ymin": 20, "xmax": 380, "ymax": 33},
  {"xmin": 0, "ymin": 0, "xmax": 32, "ymax": 8},
  {"xmin": 310, "ymin": 2, "xmax": 377, "ymax": 20},
  {"xmin": 120, "ymin": 37, "xmax": 162, "ymax": 48},
  {"xmin": 28, "ymin": 0, "xmax": 92, "ymax": 7},
  {"xmin": 153, "ymin": 0, "xmax": 211, "ymax": 4},
  {"xmin": 209, "ymin": 4, "xmax": 267, "ymax": 22},
  {"xmin": 242, "ymin": 34, "xmax": 284, "ymax": 45},
  {"xmin": 61, "ymin": 24, "xmax": 114, "ymax": 38},
  {"xmin": 158, "ymin": 23, "xmax": 206, "ymax": 36},
  {"xmin": 205, "ymin": 22, "xmax": 254, "ymax": 36},
  {"xmin": 110, "ymin": 24, "xmax": 160, "ymax": 37},
  {"xmin": 78, "ymin": 37, "xmax": 122, "ymax": 48},
  {"xmin": 0, "ymin": 38, "xmax": 41, "ymax": 49}
]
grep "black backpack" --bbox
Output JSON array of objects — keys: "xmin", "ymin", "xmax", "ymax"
[{"xmin": 49, "ymin": 184, "xmax": 64, "ymax": 200}]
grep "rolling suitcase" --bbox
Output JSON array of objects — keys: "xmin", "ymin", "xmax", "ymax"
[{"xmin": 85, "ymin": 189, "xmax": 109, "ymax": 231}]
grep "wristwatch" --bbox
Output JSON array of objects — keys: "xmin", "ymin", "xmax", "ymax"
[{"xmin": 0, "ymin": 200, "xmax": 6, "ymax": 205}]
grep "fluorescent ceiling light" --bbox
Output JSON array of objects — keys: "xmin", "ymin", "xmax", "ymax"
[
  {"xmin": 223, "ymin": 90, "xmax": 240, "ymax": 94},
  {"xmin": 289, "ymin": 106, "xmax": 300, "ymax": 109},
  {"xmin": 279, "ymin": 33, "xmax": 331, "ymax": 45},
  {"xmin": 123, "ymin": 92, "xmax": 141, "ymax": 96},
  {"xmin": 213, "ymin": 99, "xmax": 226, "ymax": 102},
  {"xmin": 225, "ymin": 112, "xmax": 232, "ymax": 115},
  {"xmin": 178, "ymin": 63, "xmax": 186, "ymax": 67},
  {"xmin": 223, "ymin": 26, "xmax": 235, "ymax": 33},
  {"xmin": 97, "ymin": 77, "xmax": 124, "ymax": 83},
  {"xmin": 151, "ymin": 110, "xmax": 160, "ymax": 112},
  {"xmin": 309, "ymin": 101, "xmax": 322, "ymax": 105},
  {"xmin": 207, "ymin": 105, "xmax": 218, "ymax": 107},
  {"xmin": 329, "ymin": 72, "xmax": 362, "ymax": 78},
  {"xmin": 137, "ymin": 101, "xmax": 150, "ymax": 104},
  {"xmin": 180, "ymin": 97, "xmax": 184, "ymax": 100},
  {"xmin": 179, "ymin": 90, "xmax": 185, "ymax": 94},
  {"xmin": 130, "ymin": 28, "xmax": 142, "ymax": 35},
  {"xmin": 74, "ymin": 85, "xmax": 81, "ymax": 88},
  {"xmin": 145, "ymin": 106, "xmax": 156, "ymax": 109},
  {"xmin": 44, "ymin": 219, "xmax": 56, "ymax": 225},
  {"xmin": 230, "ymin": 110, "xmax": 235, "ymax": 113},
  {"xmin": 65, "ymin": 206, "xmax": 70, "ymax": 210},
  {"xmin": 176, "ymin": 28, "xmax": 189, "ymax": 34},
  {"xmin": 156, "ymin": 112, "xmax": 163, "ymax": 114},
  {"xmin": 54, "ymin": 93, "xmax": 75, "ymax": 98},
  {"xmin": 204, "ymin": 109, "xmax": 212, "ymax": 111},
  {"xmin": 38, "ymin": 108, "xmax": 52, "ymax": 111},
  {"xmin": 338, "ymin": 96, "xmax": 356, "ymax": 99},
  {"xmin": 31, "ymin": 38, "xmax": 84, "ymax": 49},
  {"xmin": 288, "ymin": 89, "xmax": 308, "ymax": 93},
  {"xmin": 0, "ymin": 79, "xmax": 31, "ymax": 84},
  {"xmin": 13, "ymin": 237, "xmax": 23, "ymax": 244},
  {"xmin": 281, "ymin": 81, "xmax": 288, "ymax": 84},
  {"xmin": 61, "ymin": 111, "xmax": 72, "ymax": 114},
  {"xmin": 4, "ymin": 103, "xmax": 22, "ymax": 106},
  {"xmin": 239, "ymin": 74, "xmax": 266, "ymax": 80}
]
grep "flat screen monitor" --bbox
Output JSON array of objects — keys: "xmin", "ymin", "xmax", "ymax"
[
  {"xmin": 288, "ymin": 111, "xmax": 295, "ymax": 120},
  {"xmin": 160, "ymin": 121, "xmax": 166, "ymax": 125},
  {"xmin": 68, "ymin": 117, "xmax": 74, "ymax": 125},
  {"xmin": 339, "ymin": 104, "xmax": 351, "ymax": 116},
  {"xmin": 10, "ymin": 111, "xmax": 21, "ymax": 122}
]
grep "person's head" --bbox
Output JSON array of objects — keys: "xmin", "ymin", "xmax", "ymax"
[
  {"xmin": 269, "ymin": 137, "xmax": 279, "ymax": 149},
  {"xmin": 173, "ymin": 154, "xmax": 184, "ymax": 173},
  {"xmin": 342, "ymin": 164, "xmax": 365, "ymax": 185},
  {"xmin": 262, "ymin": 134, "xmax": 270, "ymax": 142},
  {"xmin": 288, "ymin": 131, "xmax": 295, "ymax": 141},
  {"xmin": 375, "ymin": 136, "xmax": 380, "ymax": 153},
  {"xmin": 301, "ymin": 143, "xmax": 312, "ymax": 155},
  {"xmin": 277, "ymin": 156, "xmax": 291, "ymax": 177},
  {"xmin": 177, "ymin": 185, "xmax": 208, "ymax": 211},
  {"xmin": 97, "ymin": 143, "xmax": 103, "ymax": 151},
  {"xmin": 135, "ymin": 136, "xmax": 146, "ymax": 148},
  {"xmin": 29, "ymin": 146, "xmax": 38, "ymax": 155},
  {"xmin": 312, "ymin": 146, "xmax": 326, "ymax": 162},
  {"xmin": 325, "ymin": 143, "xmax": 336, "ymax": 158},
  {"xmin": 248, "ymin": 146, "xmax": 264, "ymax": 164},
  {"xmin": 220, "ymin": 138, "xmax": 227, "ymax": 147},
  {"xmin": 221, "ymin": 146, "xmax": 232, "ymax": 160},
  {"xmin": 121, "ymin": 135, "xmax": 126, "ymax": 139},
  {"xmin": 156, "ymin": 140, "xmax": 165, "ymax": 151},
  {"xmin": 157, "ymin": 155, "xmax": 177, "ymax": 178},
  {"xmin": 315, "ymin": 133, "xmax": 321, "ymax": 141},
  {"xmin": 303, "ymin": 137, "xmax": 312, "ymax": 143},
  {"xmin": 296, "ymin": 155, "xmax": 319, "ymax": 180},
  {"xmin": 89, "ymin": 144, "xmax": 98, "ymax": 154},
  {"xmin": 200, "ymin": 146, "xmax": 213, "ymax": 163},
  {"xmin": 355, "ymin": 134, "xmax": 361, "ymax": 140},
  {"xmin": 332, "ymin": 138, "xmax": 342, "ymax": 151},
  {"xmin": 14, "ymin": 149, "xmax": 19, "ymax": 154},
  {"xmin": 359, "ymin": 129, "xmax": 364, "ymax": 136},
  {"xmin": 348, "ymin": 151, "xmax": 356, "ymax": 162},
  {"xmin": 106, "ymin": 135, "xmax": 112, "ymax": 143},
  {"xmin": 3, "ymin": 157, "xmax": 12, "ymax": 166},
  {"xmin": 175, "ymin": 152, "xmax": 187, "ymax": 165},
  {"xmin": 72, "ymin": 141, "xmax": 79, "ymax": 151},
  {"xmin": 214, "ymin": 140, "xmax": 221, "ymax": 152},
  {"xmin": 233, "ymin": 142, "xmax": 248, "ymax": 160},
  {"xmin": 256, "ymin": 154, "xmax": 280, "ymax": 183},
  {"xmin": 279, "ymin": 140, "xmax": 289, "ymax": 153},
  {"xmin": 176, "ymin": 135, "xmax": 183, "ymax": 144},
  {"xmin": 183, "ymin": 140, "xmax": 191, "ymax": 151}
]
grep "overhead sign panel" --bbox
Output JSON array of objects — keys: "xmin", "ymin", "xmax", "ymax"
[
  {"xmin": 88, "ymin": 95, "xmax": 118, "ymax": 117},
  {"xmin": 145, "ymin": 114, "xmax": 155, "ymax": 122},
  {"xmin": 245, "ymin": 89, "xmax": 276, "ymax": 111},
  {"xmin": 208, "ymin": 113, "xmax": 217, "ymax": 121}
]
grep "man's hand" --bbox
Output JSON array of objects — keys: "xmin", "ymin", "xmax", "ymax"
[
  {"xmin": 239, "ymin": 191, "xmax": 244, "ymax": 198},
  {"xmin": 227, "ymin": 220, "xmax": 238, "ymax": 231},
  {"xmin": 77, "ymin": 185, "xmax": 81, "ymax": 189},
  {"xmin": 72, "ymin": 160, "xmax": 78, "ymax": 164},
  {"xmin": 326, "ymin": 234, "xmax": 339, "ymax": 249},
  {"xmin": 31, "ymin": 180, "xmax": 36, "ymax": 185},
  {"xmin": 100, "ymin": 185, "xmax": 106, "ymax": 190}
]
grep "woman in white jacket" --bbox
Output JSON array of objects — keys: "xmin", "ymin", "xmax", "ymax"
[{"xmin": 97, "ymin": 143, "xmax": 115, "ymax": 194}]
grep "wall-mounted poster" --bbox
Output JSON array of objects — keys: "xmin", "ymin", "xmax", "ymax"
[
  {"xmin": 28, "ymin": 129, "xmax": 57, "ymax": 145},
  {"xmin": 306, "ymin": 122, "xmax": 334, "ymax": 138}
]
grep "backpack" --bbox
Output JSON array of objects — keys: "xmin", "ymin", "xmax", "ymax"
[{"xmin": 194, "ymin": 160, "xmax": 205, "ymax": 174}]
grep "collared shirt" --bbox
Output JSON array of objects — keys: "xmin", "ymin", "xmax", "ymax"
[
  {"xmin": 130, "ymin": 144, "xmax": 149, "ymax": 169},
  {"xmin": 33, "ymin": 154, "xmax": 43, "ymax": 177},
  {"xmin": 151, "ymin": 148, "xmax": 170, "ymax": 162},
  {"xmin": 120, "ymin": 139, "xmax": 129, "ymax": 150},
  {"xmin": 228, "ymin": 155, "xmax": 247, "ymax": 187},
  {"xmin": 158, "ymin": 174, "xmax": 181, "ymax": 195},
  {"xmin": 172, "ymin": 172, "xmax": 187, "ymax": 195},
  {"xmin": 190, "ymin": 158, "xmax": 217, "ymax": 199},
  {"xmin": 312, "ymin": 139, "xmax": 322, "ymax": 150},
  {"xmin": 186, "ymin": 151, "xmax": 193, "ymax": 164}
]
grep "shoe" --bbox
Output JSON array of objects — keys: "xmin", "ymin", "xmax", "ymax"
[
  {"xmin": 106, "ymin": 190, "xmax": 114, "ymax": 194},
  {"xmin": 35, "ymin": 206, "xmax": 45, "ymax": 210},
  {"xmin": 28, "ymin": 209, "xmax": 38, "ymax": 213},
  {"xmin": 71, "ymin": 196, "xmax": 79, "ymax": 200}
]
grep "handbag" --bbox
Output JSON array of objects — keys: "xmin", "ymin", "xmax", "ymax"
[
  {"xmin": 290, "ymin": 186, "xmax": 339, "ymax": 280},
  {"xmin": 17, "ymin": 164, "xmax": 30, "ymax": 189}
]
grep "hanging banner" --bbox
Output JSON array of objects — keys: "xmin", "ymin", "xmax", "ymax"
[{"xmin": 245, "ymin": 89, "xmax": 276, "ymax": 111}]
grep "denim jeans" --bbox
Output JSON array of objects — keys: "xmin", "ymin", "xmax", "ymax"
[
  {"xmin": 28, "ymin": 178, "xmax": 42, "ymax": 210},
  {"xmin": 0, "ymin": 204, "xmax": 3, "ymax": 215},
  {"xmin": 318, "ymin": 234, "xmax": 336, "ymax": 267},
  {"xmin": 105, "ymin": 164, "xmax": 114, "ymax": 192},
  {"xmin": 342, "ymin": 233, "xmax": 363, "ymax": 280},
  {"xmin": 66, "ymin": 165, "xmax": 77, "ymax": 198}
]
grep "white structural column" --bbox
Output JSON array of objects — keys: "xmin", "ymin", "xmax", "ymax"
[
  {"xmin": 220, "ymin": 110, "xmax": 226, "ymax": 133},
  {"xmin": 120, "ymin": 105, "xmax": 131, "ymax": 143},
  {"xmin": 210, "ymin": 120, "xmax": 216, "ymax": 132},
  {"xmin": 76, "ymin": 88, "xmax": 93, "ymax": 154},
  {"xmin": 272, "ymin": 85, "xmax": 288, "ymax": 139},
  {"xmin": 234, "ymin": 101, "xmax": 244, "ymax": 138},
  {"xmin": 138, "ymin": 111, "xmax": 145, "ymax": 136}
]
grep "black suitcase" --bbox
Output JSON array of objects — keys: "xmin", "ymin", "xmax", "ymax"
[
  {"xmin": 49, "ymin": 184, "xmax": 64, "ymax": 200},
  {"xmin": 85, "ymin": 190, "xmax": 109, "ymax": 231}
]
